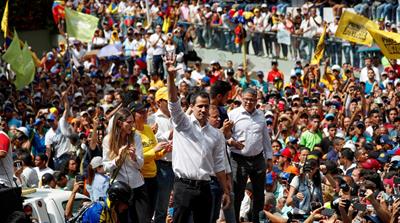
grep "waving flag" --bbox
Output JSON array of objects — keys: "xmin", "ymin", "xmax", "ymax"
[
  {"xmin": 1, "ymin": 0, "xmax": 9, "ymax": 37},
  {"xmin": 52, "ymin": 0, "xmax": 65, "ymax": 24},
  {"xmin": 65, "ymin": 7, "xmax": 99, "ymax": 43}
]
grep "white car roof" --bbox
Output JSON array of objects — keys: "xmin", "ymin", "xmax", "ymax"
[{"xmin": 23, "ymin": 188, "xmax": 88, "ymax": 201}]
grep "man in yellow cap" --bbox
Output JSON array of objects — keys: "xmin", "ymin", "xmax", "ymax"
[{"xmin": 153, "ymin": 87, "xmax": 174, "ymax": 223}]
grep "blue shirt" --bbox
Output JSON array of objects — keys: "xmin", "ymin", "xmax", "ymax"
[{"xmin": 86, "ymin": 173, "xmax": 110, "ymax": 202}]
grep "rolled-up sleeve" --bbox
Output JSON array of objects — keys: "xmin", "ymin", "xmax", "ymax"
[
  {"xmin": 168, "ymin": 100, "xmax": 189, "ymax": 132},
  {"xmin": 263, "ymin": 125, "xmax": 273, "ymax": 159},
  {"xmin": 213, "ymin": 132, "xmax": 226, "ymax": 174}
]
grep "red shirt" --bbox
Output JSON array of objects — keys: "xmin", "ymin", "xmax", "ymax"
[{"xmin": 267, "ymin": 69, "xmax": 283, "ymax": 83}]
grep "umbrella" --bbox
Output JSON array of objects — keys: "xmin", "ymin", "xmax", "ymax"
[{"xmin": 97, "ymin": 44, "xmax": 123, "ymax": 58}]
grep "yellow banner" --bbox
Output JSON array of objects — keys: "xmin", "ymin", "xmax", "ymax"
[
  {"xmin": 311, "ymin": 25, "xmax": 327, "ymax": 65},
  {"xmin": 367, "ymin": 28, "xmax": 400, "ymax": 59},
  {"xmin": 335, "ymin": 10, "xmax": 378, "ymax": 47}
]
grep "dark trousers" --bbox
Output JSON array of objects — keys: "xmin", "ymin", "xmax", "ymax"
[
  {"xmin": 144, "ymin": 177, "xmax": 158, "ymax": 223},
  {"xmin": 154, "ymin": 160, "xmax": 174, "ymax": 223},
  {"xmin": 210, "ymin": 176, "xmax": 223, "ymax": 223},
  {"xmin": 128, "ymin": 185, "xmax": 150, "ymax": 223},
  {"xmin": 231, "ymin": 153, "xmax": 266, "ymax": 223},
  {"xmin": 173, "ymin": 179, "xmax": 212, "ymax": 223}
]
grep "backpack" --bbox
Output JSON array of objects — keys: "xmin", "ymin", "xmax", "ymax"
[{"xmin": 67, "ymin": 201, "xmax": 106, "ymax": 223}]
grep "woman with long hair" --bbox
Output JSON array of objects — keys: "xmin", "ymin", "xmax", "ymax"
[
  {"xmin": 102, "ymin": 108, "xmax": 148, "ymax": 223},
  {"xmin": 86, "ymin": 156, "xmax": 109, "ymax": 202}
]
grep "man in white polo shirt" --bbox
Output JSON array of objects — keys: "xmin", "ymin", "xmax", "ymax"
[{"xmin": 166, "ymin": 59, "xmax": 230, "ymax": 223}]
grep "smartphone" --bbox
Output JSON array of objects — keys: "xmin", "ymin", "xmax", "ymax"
[
  {"xmin": 14, "ymin": 160, "xmax": 22, "ymax": 170},
  {"xmin": 321, "ymin": 208, "xmax": 335, "ymax": 217},
  {"xmin": 353, "ymin": 203, "xmax": 366, "ymax": 212},
  {"xmin": 75, "ymin": 175, "xmax": 85, "ymax": 183}
]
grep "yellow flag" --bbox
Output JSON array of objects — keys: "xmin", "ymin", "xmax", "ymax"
[
  {"xmin": 367, "ymin": 28, "xmax": 400, "ymax": 59},
  {"xmin": 335, "ymin": 10, "xmax": 378, "ymax": 46},
  {"xmin": 1, "ymin": 0, "xmax": 9, "ymax": 38},
  {"xmin": 311, "ymin": 25, "xmax": 327, "ymax": 65}
]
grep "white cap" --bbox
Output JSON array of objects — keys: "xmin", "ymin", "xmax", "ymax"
[
  {"xmin": 217, "ymin": 7, "xmax": 223, "ymax": 12},
  {"xmin": 261, "ymin": 3, "xmax": 267, "ymax": 8},
  {"xmin": 391, "ymin": 155, "xmax": 400, "ymax": 162},
  {"xmin": 343, "ymin": 140, "xmax": 356, "ymax": 152},
  {"xmin": 264, "ymin": 110, "xmax": 273, "ymax": 117},
  {"xmin": 90, "ymin": 156, "xmax": 103, "ymax": 169},
  {"xmin": 331, "ymin": 65, "xmax": 341, "ymax": 71},
  {"xmin": 136, "ymin": 22, "xmax": 143, "ymax": 27},
  {"xmin": 335, "ymin": 131, "xmax": 345, "ymax": 140},
  {"xmin": 292, "ymin": 95, "xmax": 300, "ymax": 100},
  {"xmin": 17, "ymin": 127, "xmax": 29, "ymax": 137},
  {"xmin": 80, "ymin": 111, "xmax": 89, "ymax": 117},
  {"xmin": 205, "ymin": 4, "xmax": 211, "ymax": 8},
  {"xmin": 74, "ymin": 92, "xmax": 83, "ymax": 98}
]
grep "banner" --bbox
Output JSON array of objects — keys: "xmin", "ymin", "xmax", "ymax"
[
  {"xmin": 311, "ymin": 25, "xmax": 327, "ymax": 65},
  {"xmin": 367, "ymin": 28, "xmax": 400, "ymax": 60},
  {"xmin": 335, "ymin": 10, "xmax": 378, "ymax": 47},
  {"xmin": 1, "ymin": 0, "xmax": 8, "ymax": 37},
  {"xmin": 277, "ymin": 29, "xmax": 291, "ymax": 45},
  {"xmin": 2, "ymin": 31, "xmax": 23, "ymax": 75},
  {"xmin": 65, "ymin": 8, "xmax": 99, "ymax": 43}
]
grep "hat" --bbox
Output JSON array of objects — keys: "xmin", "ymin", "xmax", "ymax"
[
  {"xmin": 47, "ymin": 113, "xmax": 56, "ymax": 122},
  {"xmin": 129, "ymin": 102, "xmax": 146, "ymax": 113},
  {"xmin": 155, "ymin": 87, "xmax": 168, "ymax": 101},
  {"xmin": 202, "ymin": 76, "xmax": 210, "ymax": 84},
  {"xmin": 356, "ymin": 121, "xmax": 365, "ymax": 129},
  {"xmin": 331, "ymin": 65, "xmax": 341, "ymax": 71},
  {"xmin": 210, "ymin": 60, "xmax": 218, "ymax": 65},
  {"xmin": 17, "ymin": 127, "xmax": 29, "ymax": 137},
  {"xmin": 343, "ymin": 141, "xmax": 356, "ymax": 152},
  {"xmin": 361, "ymin": 158, "xmax": 381, "ymax": 170},
  {"xmin": 287, "ymin": 136, "xmax": 298, "ymax": 144},
  {"xmin": 261, "ymin": 3, "xmax": 267, "ymax": 8},
  {"xmin": 184, "ymin": 67, "xmax": 193, "ymax": 73},
  {"xmin": 379, "ymin": 134, "xmax": 396, "ymax": 146},
  {"xmin": 90, "ymin": 156, "xmax": 103, "ymax": 169},
  {"xmin": 237, "ymin": 65, "xmax": 244, "ymax": 70},
  {"xmin": 256, "ymin": 71, "xmax": 264, "ymax": 76},
  {"xmin": 74, "ymin": 92, "xmax": 83, "ymax": 98},
  {"xmin": 292, "ymin": 95, "xmax": 300, "ymax": 101},
  {"xmin": 278, "ymin": 114, "xmax": 291, "ymax": 122},
  {"xmin": 217, "ymin": 7, "xmax": 223, "ymax": 12},
  {"xmin": 148, "ymin": 86, "xmax": 158, "ymax": 92},
  {"xmin": 136, "ymin": 22, "xmax": 143, "ymax": 27},
  {"xmin": 391, "ymin": 155, "xmax": 400, "ymax": 163},
  {"xmin": 325, "ymin": 113, "xmax": 335, "ymax": 121},
  {"xmin": 41, "ymin": 173, "xmax": 55, "ymax": 185},
  {"xmin": 265, "ymin": 172, "xmax": 277, "ymax": 185},
  {"xmin": 205, "ymin": 4, "xmax": 211, "ymax": 8},
  {"xmin": 377, "ymin": 151, "xmax": 389, "ymax": 163},
  {"xmin": 280, "ymin": 148, "xmax": 292, "ymax": 159},
  {"xmin": 264, "ymin": 111, "xmax": 273, "ymax": 118},
  {"xmin": 33, "ymin": 119, "xmax": 42, "ymax": 126},
  {"xmin": 80, "ymin": 111, "xmax": 89, "ymax": 117}
]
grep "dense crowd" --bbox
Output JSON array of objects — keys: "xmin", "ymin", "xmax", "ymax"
[{"xmin": 1, "ymin": 0, "xmax": 400, "ymax": 223}]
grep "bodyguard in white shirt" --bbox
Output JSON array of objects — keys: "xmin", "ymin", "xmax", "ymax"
[
  {"xmin": 153, "ymin": 87, "xmax": 175, "ymax": 223},
  {"xmin": 228, "ymin": 88, "xmax": 273, "ymax": 223},
  {"xmin": 166, "ymin": 60, "xmax": 230, "ymax": 223}
]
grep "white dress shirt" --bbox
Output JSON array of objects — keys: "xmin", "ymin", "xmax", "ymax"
[
  {"xmin": 228, "ymin": 106, "xmax": 273, "ymax": 159},
  {"xmin": 102, "ymin": 133, "xmax": 145, "ymax": 189},
  {"xmin": 154, "ymin": 109, "xmax": 173, "ymax": 162},
  {"xmin": 168, "ymin": 100, "xmax": 226, "ymax": 181}
]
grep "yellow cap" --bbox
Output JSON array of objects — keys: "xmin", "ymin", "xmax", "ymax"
[{"xmin": 155, "ymin": 87, "xmax": 168, "ymax": 102}]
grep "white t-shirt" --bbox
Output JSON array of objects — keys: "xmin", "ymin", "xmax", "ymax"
[
  {"xmin": 150, "ymin": 33, "xmax": 166, "ymax": 55},
  {"xmin": 34, "ymin": 167, "xmax": 54, "ymax": 180}
]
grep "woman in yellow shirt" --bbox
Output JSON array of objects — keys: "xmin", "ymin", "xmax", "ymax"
[{"xmin": 130, "ymin": 102, "xmax": 171, "ymax": 222}]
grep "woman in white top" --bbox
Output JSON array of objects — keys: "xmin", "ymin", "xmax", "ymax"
[
  {"xmin": 102, "ymin": 108, "xmax": 148, "ymax": 223},
  {"xmin": 164, "ymin": 33, "xmax": 176, "ymax": 58}
]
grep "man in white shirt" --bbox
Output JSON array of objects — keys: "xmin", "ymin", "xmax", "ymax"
[
  {"xmin": 150, "ymin": 25, "xmax": 166, "ymax": 79},
  {"xmin": 359, "ymin": 57, "xmax": 380, "ymax": 83},
  {"xmin": 123, "ymin": 29, "xmax": 136, "ymax": 75},
  {"xmin": 228, "ymin": 88, "xmax": 273, "ymax": 223},
  {"xmin": 191, "ymin": 61, "xmax": 205, "ymax": 84},
  {"xmin": 166, "ymin": 60, "xmax": 230, "ymax": 223},
  {"xmin": 34, "ymin": 154, "xmax": 54, "ymax": 180},
  {"xmin": 299, "ymin": 11, "xmax": 318, "ymax": 61},
  {"xmin": 153, "ymin": 87, "xmax": 174, "ymax": 223}
]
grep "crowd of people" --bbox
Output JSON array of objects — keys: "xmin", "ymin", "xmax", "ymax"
[{"xmin": 1, "ymin": 0, "xmax": 400, "ymax": 223}]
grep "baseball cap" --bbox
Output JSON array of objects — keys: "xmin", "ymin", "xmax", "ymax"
[
  {"xmin": 377, "ymin": 151, "xmax": 389, "ymax": 163},
  {"xmin": 47, "ymin": 114, "xmax": 56, "ymax": 122},
  {"xmin": 155, "ymin": 87, "xmax": 168, "ymax": 102},
  {"xmin": 280, "ymin": 148, "xmax": 293, "ymax": 159},
  {"xmin": 33, "ymin": 119, "xmax": 42, "ymax": 126},
  {"xmin": 325, "ymin": 113, "xmax": 335, "ymax": 121},
  {"xmin": 17, "ymin": 127, "xmax": 29, "ymax": 137},
  {"xmin": 265, "ymin": 172, "xmax": 277, "ymax": 185},
  {"xmin": 360, "ymin": 158, "xmax": 381, "ymax": 170},
  {"xmin": 356, "ymin": 121, "xmax": 365, "ymax": 129},
  {"xmin": 74, "ymin": 92, "xmax": 83, "ymax": 98},
  {"xmin": 256, "ymin": 71, "xmax": 264, "ymax": 76},
  {"xmin": 128, "ymin": 102, "xmax": 146, "ymax": 113},
  {"xmin": 343, "ymin": 141, "xmax": 356, "ymax": 152},
  {"xmin": 90, "ymin": 156, "xmax": 103, "ymax": 169},
  {"xmin": 331, "ymin": 65, "xmax": 341, "ymax": 71},
  {"xmin": 264, "ymin": 110, "xmax": 273, "ymax": 117}
]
